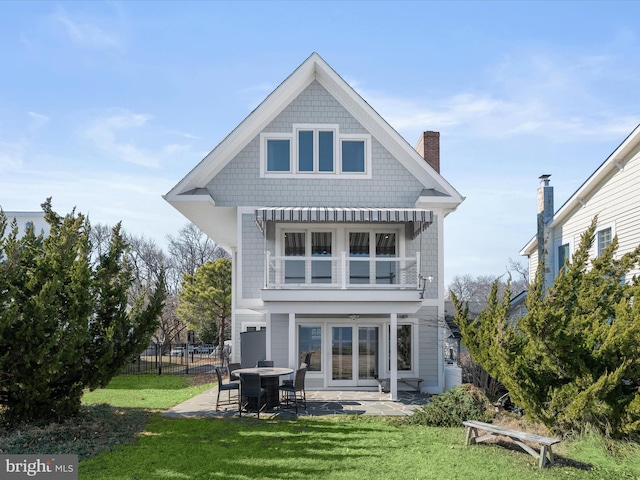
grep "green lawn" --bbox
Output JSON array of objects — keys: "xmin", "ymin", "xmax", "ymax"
[
  {"xmin": 4, "ymin": 375, "xmax": 639, "ymax": 479},
  {"xmin": 82, "ymin": 374, "xmax": 215, "ymax": 410}
]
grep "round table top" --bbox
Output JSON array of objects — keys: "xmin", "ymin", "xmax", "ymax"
[{"xmin": 232, "ymin": 367, "xmax": 293, "ymax": 377}]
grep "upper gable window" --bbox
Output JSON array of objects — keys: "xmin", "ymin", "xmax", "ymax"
[
  {"xmin": 266, "ymin": 138, "xmax": 291, "ymax": 172},
  {"xmin": 341, "ymin": 139, "xmax": 365, "ymax": 172},
  {"xmin": 261, "ymin": 125, "xmax": 371, "ymax": 178},
  {"xmin": 297, "ymin": 127, "xmax": 335, "ymax": 173}
]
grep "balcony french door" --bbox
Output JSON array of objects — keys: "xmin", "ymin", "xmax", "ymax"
[
  {"xmin": 284, "ymin": 231, "xmax": 333, "ymax": 284},
  {"xmin": 329, "ymin": 325, "xmax": 379, "ymax": 387}
]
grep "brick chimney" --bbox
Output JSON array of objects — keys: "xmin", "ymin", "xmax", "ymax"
[{"xmin": 415, "ymin": 131, "xmax": 440, "ymax": 173}]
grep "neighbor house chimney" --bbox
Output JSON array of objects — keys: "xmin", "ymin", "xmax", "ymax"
[
  {"xmin": 536, "ymin": 174, "xmax": 554, "ymax": 278},
  {"xmin": 416, "ymin": 131, "xmax": 440, "ymax": 173}
]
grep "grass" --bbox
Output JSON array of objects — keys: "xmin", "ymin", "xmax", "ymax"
[
  {"xmin": 82, "ymin": 374, "xmax": 215, "ymax": 410},
  {"xmin": 2, "ymin": 375, "xmax": 639, "ymax": 479}
]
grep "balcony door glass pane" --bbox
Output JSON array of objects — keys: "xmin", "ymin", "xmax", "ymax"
[
  {"xmin": 332, "ymin": 327, "xmax": 353, "ymax": 380},
  {"xmin": 349, "ymin": 232, "xmax": 370, "ymax": 284},
  {"xmin": 298, "ymin": 326, "xmax": 321, "ymax": 372},
  {"xmin": 284, "ymin": 232, "xmax": 305, "ymax": 283},
  {"xmin": 311, "ymin": 232, "xmax": 332, "ymax": 283},
  {"xmin": 358, "ymin": 327, "xmax": 378, "ymax": 380},
  {"xmin": 376, "ymin": 233, "xmax": 396, "ymax": 284}
]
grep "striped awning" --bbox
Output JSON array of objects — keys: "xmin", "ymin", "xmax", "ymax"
[{"xmin": 255, "ymin": 207, "xmax": 433, "ymax": 238}]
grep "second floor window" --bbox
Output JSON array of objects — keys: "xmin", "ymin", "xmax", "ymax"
[{"xmin": 597, "ymin": 227, "xmax": 612, "ymax": 256}]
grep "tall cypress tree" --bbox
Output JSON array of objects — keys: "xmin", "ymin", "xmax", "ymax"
[
  {"xmin": 0, "ymin": 200, "xmax": 165, "ymax": 422},
  {"xmin": 453, "ymin": 217, "xmax": 640, "ymax": 437}
]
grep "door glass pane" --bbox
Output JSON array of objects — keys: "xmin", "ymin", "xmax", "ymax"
[
  {"xmin": 284, "ymin": 232, "xmax": 305, "ymax": 283},
  {"xmin": 311, "ymin": 232, "xmax": 332, "ymax": 283},
  {"xmin": 319, "ymin": 131, "xmax": 334, "ymax": 172},
  {"xmin": 332, "ymin": 327, "xmax": 353, "ymax": 380},
  {"xmin": 349, "ymin": 232, "xmax": 370, "ymax": 284},
  {"xmin": 298, "ymin": 130, "xmax": 313, "ymax": 172},
  {"xmin": 298, "ymin": 326, "xmax": 321, "ymax": 371},
  {"xmin": 389, "ymin": 324, "xmax": 412, "ymax": 371},
  {"xmin": 376, "ymin": 233, "xmax": 396, "ymax": 284},
  {"xmin": 358, "ymin": 327, "xmax": 378, "ymax": 380}
]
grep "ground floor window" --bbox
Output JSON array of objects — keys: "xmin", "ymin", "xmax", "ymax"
[
  {"xmin": 298, "ymin": 325, "xmax": 322, "ymax": 371},
  {"xmin": 389, "ymin": 324, "xmax": 412, "ymax": 371}
]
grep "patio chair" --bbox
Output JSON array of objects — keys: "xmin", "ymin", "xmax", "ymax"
[
  {"xmin": 239, "ymin": 372, "xmax": 266, "ymax": 417},
  {"xmin": 214, "ymin": 367, "xmax": 239, "ymax": 411},
  {"xmin": 227, "ymin": 362, "xmax": 241, "ymax": 382},
  {"xmin": 256, "ymin": 360, "xmax": 274, "ymax": 367},
  {"xmin": 279, "ymin": 366, "xmax": 307, "ymax": 414}
]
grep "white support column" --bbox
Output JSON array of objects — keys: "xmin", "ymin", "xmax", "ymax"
[
  {"xmin": 265, "ymin": 311, "xmax": 272, "ymax": 360},
  {"xmin": 288, "ymin": 313, "xmax": 296, "ymax": 370},
  {"xmin": 390, "ymin": 313, "xmax": 398, "ymax": 401}
]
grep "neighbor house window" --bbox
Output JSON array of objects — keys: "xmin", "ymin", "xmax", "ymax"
[
  {"xmin": 298, "ymin": 325, "xmax": 321, "ymax": 371},
  {"xmin": 557, "ymin": 243, "xmax": 569, "ymax": 272},
  {"xmin": 597, "ymin": 227, "xmax": 612, "ymax": 256}
]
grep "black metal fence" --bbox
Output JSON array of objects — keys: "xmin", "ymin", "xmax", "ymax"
[{"xmin": 121, "ymin": 343, "xmax": 229, "ymax": 375}]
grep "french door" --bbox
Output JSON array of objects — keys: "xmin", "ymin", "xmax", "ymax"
[{"xmin": 329, "ymin": 325, "xmax": 379, "ymax": 387}]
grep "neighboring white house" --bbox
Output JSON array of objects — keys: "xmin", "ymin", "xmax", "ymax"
[
  {"xmin": 165, "ymin": 53, "xmax": 464, "ymax": 398},
  {"xmin": 2, "ymin": 211, "xmax": 49, "ymax": 238},
  {"xmin": 520, "ymin": 124, "xmax": 640, "ymax": 288}
]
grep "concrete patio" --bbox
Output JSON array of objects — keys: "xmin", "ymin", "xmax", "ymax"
[{"xmin": 163, "ymin": 388, "xmax": 430, "ymax": 419}]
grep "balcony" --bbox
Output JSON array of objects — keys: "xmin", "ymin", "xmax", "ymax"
[
  {"xmin": 265, "ymin": 252, "xmax": 420, "ymax": 289},
  {"xmin": 261, "ymin": 252, "xmax": 424, "ymax": 311}
]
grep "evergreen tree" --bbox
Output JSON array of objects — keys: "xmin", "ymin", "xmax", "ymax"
[
  {"xmin": 177, "ymin": 258, "xmax": 231, "ymax": 348},
  {"xmin": 0, "ymin": 200, "xmax": 165, "ymax": 422},
  {"xmin": 453, "ymin": 217, "xmax": 640, "ymax": 437}
]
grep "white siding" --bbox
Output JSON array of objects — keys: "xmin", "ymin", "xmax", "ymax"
[{"xmin": 553, "ymin": 145, "xmax": 640, "ymax": 280}]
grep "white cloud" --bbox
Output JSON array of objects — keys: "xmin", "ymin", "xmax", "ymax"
[
  {"xmin": 84, "ymin": 110, "xmax": 193, "ymax": 168},
  {"xmin": 51, "ymin": 9, "xmax": 122, "ymax": 49},
  {"xmin": 27, "ymin": 111, "xmax": 50, "ymax": 130},
  {"xmin": 0, "ymin": 141, "xmax": 26, "ymax": 172},
  {"xmin": 360, "ymin": 49, "xmax": 637, "ymax": 145},
  {"xmin": 84, "ymin": 111, "xmax": 159, "ymax": 168}
]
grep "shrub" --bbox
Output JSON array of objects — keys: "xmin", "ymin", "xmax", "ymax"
[{"xmin": 406, "ymin": 384, "xmax": 494, "ymax": 427}]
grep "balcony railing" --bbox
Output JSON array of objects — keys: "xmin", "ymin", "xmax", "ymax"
[{"xmin": 264, "ymin": 252, "xmax": 421, "ymax": 289}]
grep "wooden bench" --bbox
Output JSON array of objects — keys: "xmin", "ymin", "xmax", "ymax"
[
  {"xmin": 376, "ymin": 377, "xmax": 423, "ymax": 393},
  {"xmin": 463, "ymin": 420, "xmax": 560, "ymax": 468}
]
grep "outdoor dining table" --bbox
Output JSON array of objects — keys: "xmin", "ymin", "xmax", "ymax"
[{"xmin": 232, "ymin": 367, "xmax": 294, "ymax": 410}]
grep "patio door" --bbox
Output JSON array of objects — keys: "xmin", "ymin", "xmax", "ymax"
[{"xmin": 329, "ymin": 325, "xmax": 379, "ymax": 387}]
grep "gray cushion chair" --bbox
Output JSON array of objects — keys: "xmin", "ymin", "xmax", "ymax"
[
  {"xmin": 227, "ymin": 362, "xmax": 241, "ymax": 382},
  {"xmin": 256, "ymin": 360, "xmax": 274, "ymax": 367},
  {"xmin": 239, "ymin": 372, "xmax": 266, "ymax": 417},
  {"xmin": 214, "ymin": 367, "xmax": 239, "ymax": 411},
  {"xmin": 279, "ymin": 366, "xmax": 307, "ymax": 414}
]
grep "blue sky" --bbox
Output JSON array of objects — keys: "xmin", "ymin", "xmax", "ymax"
[{"xmin": 1, "ymin": 1, "xmax": 639, "ymax": 287}]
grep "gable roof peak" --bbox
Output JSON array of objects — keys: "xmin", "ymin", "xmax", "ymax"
[{"xmin": 165, "ymin": 52, "xmax": 463, "ymax": 205}]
